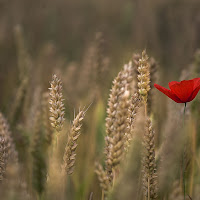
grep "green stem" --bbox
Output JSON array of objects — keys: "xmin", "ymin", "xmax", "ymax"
[
  {"xmin": 37, "ymin": 193, "xmax": 43, "ymax": 200},
  {"xmin": 183, "ymin": 102, "xmax": 186, "ymax": 200},
  {"xmin": 184, "ymin": 102, "xmax": 186, "ymax": 116}
]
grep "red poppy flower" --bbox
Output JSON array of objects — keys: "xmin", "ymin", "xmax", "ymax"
[{"xmin": 154, "ymin": 78, "xmax": 200, "ymax": 103}]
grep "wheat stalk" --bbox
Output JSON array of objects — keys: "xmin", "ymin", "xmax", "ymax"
[
  {"xmin": 110, "ymin": 108, "xmax": 144, "ymax": 200},
  {"xmin": 95, "ymin": 162, "xmax": 110, "ymax": 194},
  {"xmin": 31, "ymin": 108, "xmax": 47, "ymax": 196},
  {"xmin": 148, "ymin": 57, "xmax": 158, "ymax": 113},
  {"xmin": 169, "ymin": 180, "xmax": 184, "ymax": 200},
  {"xmin": 49, "ymin": 74, "xmax": 65, "ymax": 132},
  {"xmin": 26, "ymin": 86, "xmax": 42, "ymax": 131},
  {"xmin": 124, "ymin": 92, "xmax": 141, "ymax": 152},
  {"xmin": 42, "ymin": 92, "xmax": 54, "ymax": 146},
  {"xmin": 105, "ymin": 62, "xmax": 134, "ymax": 185},
  {"xmin": 14, "ymin": 25, "xmax": 32, "ymax": 81},
  {"xmin": 142, "ymin": 117, "xmax": 157, "ymax": 200},
  {"xmin": 0, "ymin": 113, "xmax": 12, "ymax": 181},
  {"xmin": 110, "ymin": 89, "xmax": 130, "ymax": 167},
  {"xmin": 10, "ymin": 26, "xmax": 32, "ymax": 124},
  {"xmin": 0, "ymin": 113, "xmax": 18, "ymax": 162},
  {"xmin": 9, "ymin": 77, "xmax": 28, "ymax": 123},
  {"xmin": 137, "ymin": 50, "xmax": 150, "ymax": 105},
  {"xmin": 63, "ymin": 109, "xmax": 85, "ymax": 175}
]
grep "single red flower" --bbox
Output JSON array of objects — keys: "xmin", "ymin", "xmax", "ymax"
[{"xmin": 154, "ymin": 78, "xmax": 200, "ymax": 103}]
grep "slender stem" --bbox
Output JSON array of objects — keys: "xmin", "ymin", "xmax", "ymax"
[
  {"xmin": 56, "ymin": 132, "xmax": 59, "ymax": 148},
  {"xmin": 148, "ymin": 177, "xmax": 150, "ymax": 200},
  {"xmin": 112, "ymin": 168, "xmax": 116, "ymax": 187},
  {"xmin": 183, "ymin": 167, "xmax": 186, "ymax": 200},
  {"xmin": 101, "ymin": 190, "xmax": 104, "ymax": 200},
  {"xmin": 52, "ymin": 131, "xmax": 59, "ymax": 154},
  {"xmin": 145, "ymin": 102, "xmax": 149, "ymax": 200},
  {"xmin": 37, "ymin": 193, "xmax": 43, "ymax": 200},
  {"xmin": 189, "ymin": 118, "xmax": 196, "ymax": 196},
  {"xmin": 184, "ymin": 102, "xmax": 186, "ymax": 118},
  {"xmin": 183, "ymin": 102, "xmax": 186, "ymax": 200},
  {"xmin": 144, "ymin": 102, "xmax": 147, "ymax": 117}
]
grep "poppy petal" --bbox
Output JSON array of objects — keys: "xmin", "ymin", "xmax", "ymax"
[
  {"xmin": 168, "ymin": 81, "xmax": 179, "ymax": 89},
  {"xmin": 187, "ymin": 86, "xmax": 200, "ymax": 102},
  {"xmin": 188, "ymin": 78, "xmax": 200, "ymax": 102},
  {"xmin": 169, "ymin": 80, "xmax": 194, "ymax": 102},
  {"xmin": 192, "ymin": 78, "xmax": 200, "ymax": 90},
  {"xmin": 154, "ymin": 84, "xmax": 183, "ymax": 103}
]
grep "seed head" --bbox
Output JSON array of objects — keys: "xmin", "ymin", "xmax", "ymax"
[
  {"xmin": 137, "ymin": 50, "xmax": 150, "ymax": 103},
  {"xmin": 49, "ymin": 74, "xmax": 65, "ymax": 132}
]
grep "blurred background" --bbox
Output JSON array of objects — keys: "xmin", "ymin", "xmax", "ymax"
[
  {"xmin": 1, "ymin": 0, "xmax": 200, "ymax": 108},
  {"xmin": 1, "ymin": 0, "xmax": 200, "ymax": 199}
]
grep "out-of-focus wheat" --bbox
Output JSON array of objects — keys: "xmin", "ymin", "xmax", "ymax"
[
  {"xmin": 27, "ymin": 86, "xmax": 41, "ymax": 131},
  {"xmin": 110, "ymin": 107, "xmax": 144, "ymax": 200},
  {"xmin": 158, "ymin": 101, "xmax": 184, "ymax": 196},
  {"xmin": 169, "ymin": 180, "xmax": 184, "ymax": 200},
  {"xmin": 42, "ymin": 92, "xmax": 54, "ymax": 146},
  {"xmin": 31, "ymin": 109, "xmax": 47, "ymax": 196},
  {"xmin": 0, "ymin": 113, "xmax": 11, "ymax": 181},
  {"xmin": 9, "ymin": 78, "xmax": 28, "ymax": 124},
  {"xmin": 142, "ymin": 117, "xmax": 158, "ymax": 199},
  {"xmin": 10, "ymin": 26, "xmax": 32, "ymax": 124},
  {"xmin": 14, "ymin": 25, "xmax": 31, "ymax": 81},
  {"xmin": 0, "ymin": 113, "xmax": 18, "ymax": 163},
  {"xmin": 95, "ymin": 162, "xmax": 110, "ymax": 193},
  {"xmin": 105, "ymin": 62, "xmax": 134, "ymax": 185}
]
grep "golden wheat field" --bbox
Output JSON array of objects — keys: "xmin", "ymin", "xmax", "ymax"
[{"xmin": 1, "ymin": 0, "xmax": 200, "ymax": 200}]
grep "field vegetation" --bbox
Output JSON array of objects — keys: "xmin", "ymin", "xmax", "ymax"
[{"xmin": 1, "ymin": 0, "xmax": 200, "ymax": 199}]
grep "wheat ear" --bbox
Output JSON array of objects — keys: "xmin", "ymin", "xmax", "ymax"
[
  {"xmin": 49, "ymin": 74, "xmax": 65, "ymax": 132},
  {"xmin": 9, "ymin": 77, "xmax": 28, "ymax": 123},
  {"xmin": 169, "ymin": 180, "xmax": 184, "ymax": 200},
  {"xmin": 0, "ymin": 113, "xmax": 12, "ymax": 181},
  {"xmin": 10, "ymin": 26, "xmax": 31, "ymax": 123},
  {"xmin": 42, "ymin": 92, "xmax": 53, "ymax": 146},
  {"xmin": 124, "ymin": 92, "xmax": 141, "ymax": 152},
  {"xmin": 137, "ymin": 50, "xmax": 150, "ymax": 105},
  {"xmin": 142, "ymin": 117, "xmax": 157, "ymax": 199},
  {"xmin": 63, "ymin": 109, "xmax": 85, "ymax": 175},
  {"xmin": 0, "ymin": 113, "xmax": 18, "ymax": 162},
  {"xmin": 105, "ymin": 62, "xmax": 133, "ymax": 184},
  {"xmin": 31, "ymin": 108, "xmax": 47, "ymax": 196},
  {"xmin": 14, "ymin": 25, "xmax": 31, "ymax": 80},
  {"xmin": 148, "ymin": 57, "xmax": 158, "ymax": 113},
  {"xmin": 95, "ymin": 162, "xmax": 110, "ymax": 194}
]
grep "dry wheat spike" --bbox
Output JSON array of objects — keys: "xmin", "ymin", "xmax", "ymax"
[
  {"xmin": 49, "ymin": 74, "xmax": 65, "ymax": 132},
  {"xmin": 105, "ymin": 62, "xmax": 134, "ymax": 184},
  {"xmin": 142, "ymin": 117, "xmax": 158, "ymax": 199},
  {"xmin": 42, "ymin": 92, "xmax": 53, "ymax": 146},
  {"xmin": 95, "ymin": 162, "xmax": 110, "ymax": 193},
  {"xmin": 124, "ymin": 92, "xmax": 141, "ymax": 152},
  {"xmin": 63, "ymin": 109, "xmax": 85, "ymax": 175},
  {"xmin": 0, "ymin": 113, "xmax": 12, "ymax": 181},
  {"xmin": 137, "ymin": 50, "xmax": 150, "ymax": 103},
  {"xmin": 169, "ymin": 180, "xmax": 184, "ymax": 200},
  {"xmin": 0, "ymin": 113, "xmax": 18, "ymax": 162}
]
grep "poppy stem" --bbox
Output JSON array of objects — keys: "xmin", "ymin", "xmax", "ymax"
[
  {"xmin": 184, "ymin": 102, "xmax": 186, "ymax": 116},
  {"xmin": 183, "ymin": 102, "xmax": 187, "ymax": 200}
]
